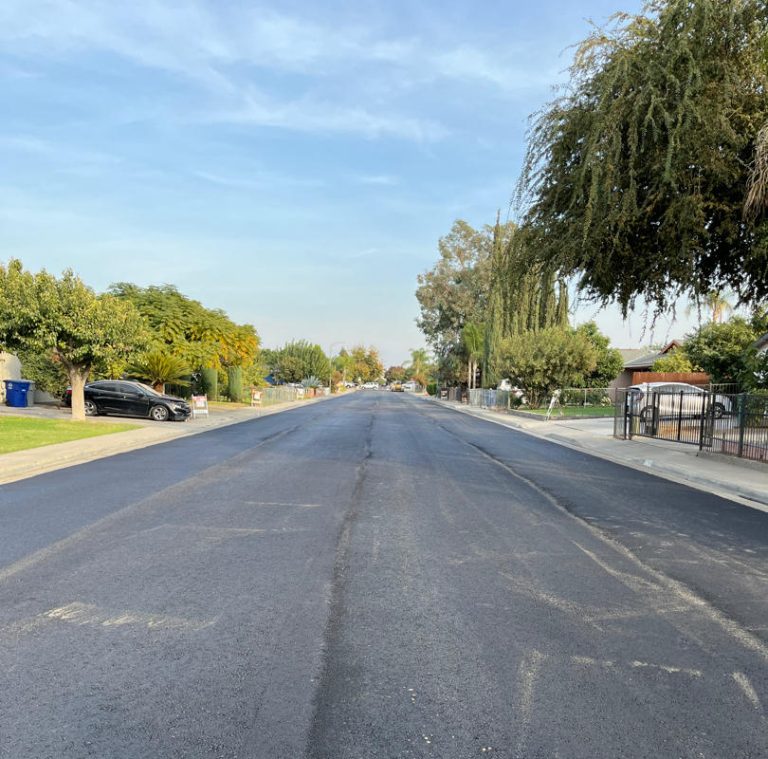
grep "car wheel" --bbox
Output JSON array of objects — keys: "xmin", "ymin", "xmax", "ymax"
[
  {"xmin": 84, "ymin": 400, "xmax": 98, "ymax": 416},
  {"xmin": 639, "ymin": 406, "xmax": 654, "ymax": 424},
  {"xmin": 713, "ymin": 402, "xmax": 726, "ymax": 419},
  {"xmin": 150, "ymin": 405, "xmax": 170, "ymax": 422}
]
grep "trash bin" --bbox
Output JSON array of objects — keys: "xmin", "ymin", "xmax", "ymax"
[
  {"xmin": 25, "ymin": 380, "xmax": 35, "ymax": 407},
  {"xmin": 4, "ymin": 379, "xmax": 32, "ymax": 408}
]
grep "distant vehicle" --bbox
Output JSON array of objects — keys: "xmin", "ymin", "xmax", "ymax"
[
  {"xmin": 402, "ymin": 381, "xmax": 418, "ymax": 392},
  {"xmin": 362, "ymin": 382, "xmax": 378, "ymax": 390},
  {"xmin": 390, "ymin": 382, "xmax": 404, "ymax": 392},
  {"xmin": 627, "ymin": 382, "xmax": 731, "ymax": 421},
  {"xmin": 62, "ymin": 380, "xmax": 191, "ymax": 421}
]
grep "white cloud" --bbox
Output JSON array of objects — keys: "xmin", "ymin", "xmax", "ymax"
[
  {"xmin": 209, "ymin": 85, "xmax": 447, "ymax": 141},
  {"xmin": 357, "ymin": 175, "xmax": 400, "ymax": 186},
  {"xmin": 192, "ymin": 169, "xmax": 325, "ymax": 190},
  {"xmin": 0, "ymin": 1, "xmax": 544, "ymax": 141}
]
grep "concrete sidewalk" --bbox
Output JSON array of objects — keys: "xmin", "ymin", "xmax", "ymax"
[
  {"xmin": 0, "ymin": 396, "xmax": 333, "ymax": 485},
  {"xmin": 431, "ymin": 399, "xmax": 768, "ymax": 512}
]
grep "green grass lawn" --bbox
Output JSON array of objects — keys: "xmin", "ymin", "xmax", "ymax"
[
  {"xmin": 207, "ymin": 400, "xmax": 254, "ymax": 410},
  {"xmin": 523, "ymin": 405, "xmax": 616, "ymax": 418},
  {"xmin": 0, "ymin": 415, "xmax": 139, "ymax": 454}
]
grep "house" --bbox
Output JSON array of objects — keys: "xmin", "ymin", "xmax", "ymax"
[
  {"xmin": 612, "ymin": 341, "xmax": 684, "ymax": 388},
  {"xmin": 755, "ymin": 333, "xmax": 768, "ymax": 355}
]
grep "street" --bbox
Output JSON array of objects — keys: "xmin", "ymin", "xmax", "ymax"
[{"xmin": 1, "ymin": 392, "xmax": 766, "ymax": 758}]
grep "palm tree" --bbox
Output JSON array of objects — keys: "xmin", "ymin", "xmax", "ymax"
[
  {"xmin": 407, "ymin": 348, "xmax": 431, "ymax": 387},
  {"xmin": 687, "ymin": 291, "xmax": 733, "ymax": 324},
  {"xmin": 128, "ymin": 351, "xmax": 191, "ymax": 394},
  {"xmin": 462, "ymin": 322, "xmax": 484, "ymax": 389}
]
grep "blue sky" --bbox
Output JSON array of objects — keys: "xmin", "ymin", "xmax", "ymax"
[{"xmin": 0, "ymin": 0, "xmax": 708, "ymax": 366}]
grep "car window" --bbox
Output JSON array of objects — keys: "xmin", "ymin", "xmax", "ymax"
[
  {"xmin": 116, "ymin": 382, "xmax": 141, "ymax": 394},
  {"xmin": 92, "ymin": 382, "xmax": 117, "ymax": 392}
]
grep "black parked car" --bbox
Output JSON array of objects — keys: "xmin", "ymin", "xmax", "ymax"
[{"xmin": 62, "ymin": 380, "xmax": 191, "ymax": 421}]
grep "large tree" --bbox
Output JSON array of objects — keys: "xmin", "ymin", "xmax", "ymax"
[
  {"xmin": 482, "ymin": 221, "xmax": 569, "ymax": 387},
  {"xmin": 573, "ymin": 322, "xmax": 624, "ymax": 387},
  {"xmin": 683, "ymin": 317, "xmax": 763, "ymax": 386},
  {"xmin": 110, "ymin": 283, "xmax": 259, "ymax": 375},
  {"xmin": 519, "ymin": 0, "xmax": 768, "ymax": 314},
  {"xmin": 273, "ymin": 341, "xmax": 330, "ymax": 384},
  {"xmin": 0, "ymin": 260, "xmax": 148, "ymax": 420},
  {"xmin": 415, "ymin": 220, "xmax": 498, "ymax": 355},
  {"xmin": 348, "ymin": 346, "xmax": 384, "ymax": 384},
  {"xmin": 496, "ymin": 327, "xmax": 597, "ymax": 407}
]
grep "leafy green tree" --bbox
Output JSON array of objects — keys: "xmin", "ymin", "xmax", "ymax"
[
  {"xmin": 683, "ymin": 317, "xmax": 762, "ymax": 385},
  {"xmin": 348, "ymin": 346, "xmax": 384, "ymax": 383},
  {"xmin": 128, "ymin": 351, "xmax": 191, "ymax": 393},
  {"xmin": 573, "ymin": 322, "xmax": 623, "ymax": 386},
  {"xmin": 519, "ymin": 0, "xmax": 768, "ymax": 314},
  {"xmin": 496, "ymin": 327, "xmax": 597, "ymax": 407},
  {"xmin": 482, "ymin": 221, "xmax": 569, "ymax": 387},
  {"xmin": 333, "ymin": 348, "xmax": 354, "ymax": 385},
  {"xmin": 15, "ymin": 348, "xmax": 69, "ymax": 397},
  {"xmin": 651, "ymin": 351, "xmax": 697, "ymax": 373},
  {"xmin": 110, "ymin": 283, "xmax": 259, "ymax": 374},
  {"xmin": 416, "ymin": 220, "xmax": 493, "ymax": 351},
  {"xmin": 0, "ymin": 260, "xmax": 148, "ymax": 420},
  {"xmin": 273, "ymin": 341, "xmax": 330, "ymax": 383},
  {"xmin": 385, "ymin": 366, "xmax": 407, "ymax": 383}
]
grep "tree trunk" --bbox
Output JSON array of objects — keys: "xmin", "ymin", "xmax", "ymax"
[
  {"xmin": 468, "ymin": 360, "xmax": 472, "ymax": 389},
  {"xmin": 68, "ymin": 366, "xmax": 90, "ymax": 422}
]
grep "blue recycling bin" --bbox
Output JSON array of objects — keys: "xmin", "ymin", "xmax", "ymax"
[{"xmin": 4, "ymin": 379, "xmax": 32, "ymax": 407}]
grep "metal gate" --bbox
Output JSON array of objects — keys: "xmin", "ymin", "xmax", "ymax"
[{"xmin": 614, "ymin": 388, "xmax": 715, "ymax": 449}]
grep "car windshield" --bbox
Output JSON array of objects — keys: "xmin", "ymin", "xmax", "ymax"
[{"xmin": 137, "ymin": 383, "xmax": 162, "ymax": 396}]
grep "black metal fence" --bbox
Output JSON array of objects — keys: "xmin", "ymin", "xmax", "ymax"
[{"xmin": 614, "ymin": 388, "xmax": 768, "ymax": 463}]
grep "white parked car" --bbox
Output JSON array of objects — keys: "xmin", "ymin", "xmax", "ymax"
[
  {"xmin": 628, "ymin": 382, "xmax": 731, "ymax": 420},
  {"xmin": 361, "ymin": 382, "xmax": 378, "ymax": 390}
]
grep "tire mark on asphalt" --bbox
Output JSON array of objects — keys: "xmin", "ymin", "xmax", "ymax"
[
  {"xmin": 303, "ymin": 406, "xmax": 376, "ymax": 759},
  {"xmin": 430, "ymin": 416, "xmax": 768, "ymax": 668},
  {"xmin": 733, "ymin": 671, "xmax": 763, "ymax": 711}
]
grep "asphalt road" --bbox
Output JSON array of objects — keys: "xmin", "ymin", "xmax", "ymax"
[{"xmin": 1, "ymin": 392, "xmax": 766, "ymax": 758}]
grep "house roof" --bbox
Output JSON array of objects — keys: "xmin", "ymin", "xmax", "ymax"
[
  {"xmin": 622, "ymin": 340, "xmax": 683, "ymax": 369},
  {"xmin": 755, "ymin": 332, "xmax": 768, "ymax": 352},
  {"xmin": 618, "ymin": 348, "xmax": 648, "ymax": 364}
]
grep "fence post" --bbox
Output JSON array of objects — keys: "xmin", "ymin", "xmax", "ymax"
[
  {"xmin": 676, "ymin": 391, "xmax": 684, "ymax": 442},
  {"xmin": 737, "ymin": 394, "xmax": 747, "ymax": 458}
]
